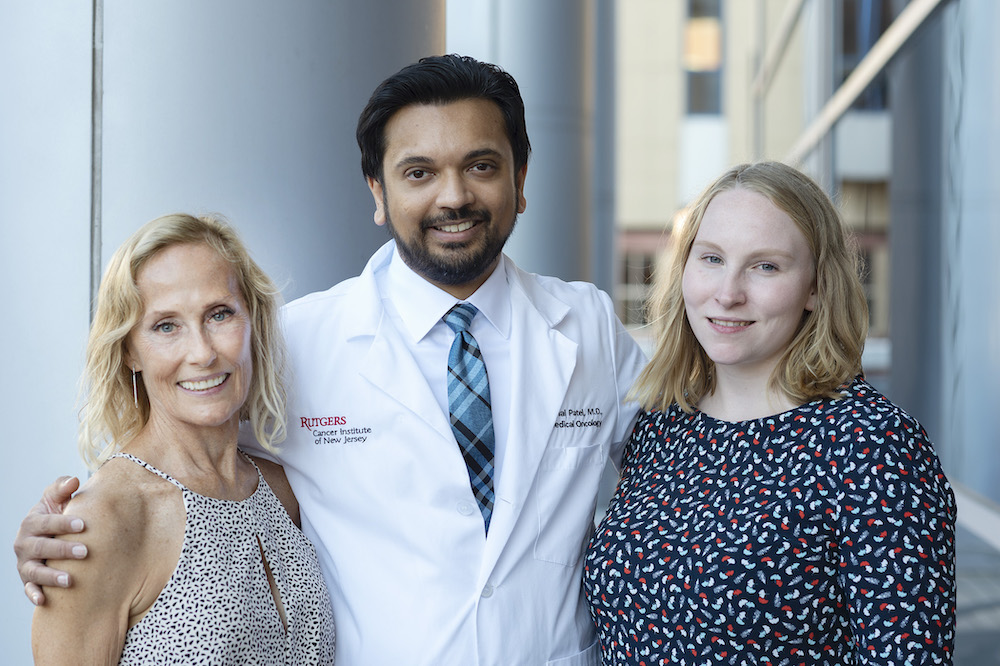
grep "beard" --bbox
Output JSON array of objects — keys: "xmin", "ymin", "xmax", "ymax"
[{"xmin": 384, "ymin": 198, "xmax": 518, "ymax": 287}]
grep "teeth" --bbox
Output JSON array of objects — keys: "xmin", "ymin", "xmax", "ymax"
[
  {"xmin": 710, "ymin": 319, "xmax": 751, "ymax": 328},
  {"xmin": 180, "ymin": 374, "xmax": 228, "ymax": 391},
  {"xmin": 437, "ymin": 220, "xmax": 475, "ymax": 233}
]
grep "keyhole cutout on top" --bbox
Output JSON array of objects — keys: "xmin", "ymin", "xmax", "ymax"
[{"xmin": 257, "ymin": 536, "xmax": 288, "ymax": 632}]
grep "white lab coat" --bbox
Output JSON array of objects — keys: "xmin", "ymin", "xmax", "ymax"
[{"xmin": 245, "ymin": 241, "xmax": 646, "ymax": 665}]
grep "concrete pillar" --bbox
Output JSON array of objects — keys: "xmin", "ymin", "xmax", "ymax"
[
  {"xmin": 940, "ymin": 0, "xmax": 1000, "ymax": 502},
  {"xmin": 590, "ymin": 0, "xmax": 617, "ymax": 294},
  {"xmin": 801, "ymin": 0, "xmax": 836, "ymax": 191},
  {"xmin": 887, "ymin": 7, "xmax": 944, "ymax": 444},
  {"xmin": 99, "ymin": 0, "xmax": 445, "ymax": 298},
  {"xmin": 448, "ymin": 0, "xmax": 608, "ymax": 286},
  {"xmin": 0, "ymin": 3, "xmax": 443, "ymax": 661}
]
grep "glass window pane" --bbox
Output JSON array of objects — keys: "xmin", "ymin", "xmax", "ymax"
[{"xmin": 687, "ymin": 70, "xmax": 721, "ymax": 114}]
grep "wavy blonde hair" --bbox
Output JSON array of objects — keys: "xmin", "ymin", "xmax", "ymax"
[
  {"xmin": 79, "ymin": 214, "xmax": 287, "ymax": 469},
  {"xmin": 630, "ymin": 161, "xmax": 869, "ymax": 413}
]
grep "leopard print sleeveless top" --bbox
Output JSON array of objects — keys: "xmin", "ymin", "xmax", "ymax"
[{"xmin": 113, "ymin": 452, "xmax": 335, "ymax": 665}]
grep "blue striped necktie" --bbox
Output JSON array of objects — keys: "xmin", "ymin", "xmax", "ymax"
[{"xmin": 443, "ymin": 302, "xmax": 496, "ymax": 534}]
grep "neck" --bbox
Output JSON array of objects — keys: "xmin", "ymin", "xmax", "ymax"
[
  {"xmin": 698, "ymin": 370, "xmax": 799, "ymax": 423},
  {"xmin": 124, "ymin": 415, "xmax": 251, "ymax": 499}
]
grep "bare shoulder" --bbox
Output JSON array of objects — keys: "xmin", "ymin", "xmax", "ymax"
[
  {"xmin": 33, "ymin": 458, "xmax": 186, "ymax": 663},
  {"xmin": 59, "ymin": 461, "xmax": 152, "ymax": 550},
  {"xmin": 53, "ymin": 458, "xmax": 183, "ymax": 582},
  {"xmin": 69, "ymin": 457, "xmax": 178, "ymax": 527},
  {"xmin": 250, "ymin": 456, "xmax": 300, "ymax": 527}
]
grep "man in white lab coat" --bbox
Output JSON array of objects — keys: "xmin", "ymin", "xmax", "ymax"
[{"xmin": 17, "ymin": 55, "xmax": 647, "ymax": 665}]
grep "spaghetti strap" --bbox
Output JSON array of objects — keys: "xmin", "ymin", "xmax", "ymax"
[
  {"xmin": 239, "ymin": 449, "xmax": 264, "ymax": 480},
  {"xmin": 109, "ymin": 452, "xmax": 185, "ymax": 491},
  {"xmin": 110, "ymin": 450, "xmax": 335, "ymax": 663}
]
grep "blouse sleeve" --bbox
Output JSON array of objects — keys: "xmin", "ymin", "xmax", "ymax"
[{"xmin": 831, "ymin": 408, "xmax": 956, "ymax": 665}]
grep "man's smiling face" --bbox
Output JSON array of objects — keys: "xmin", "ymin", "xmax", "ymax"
[{"xmin": 367, "ymin": 98, "xmax": 527, "ymax": 299}]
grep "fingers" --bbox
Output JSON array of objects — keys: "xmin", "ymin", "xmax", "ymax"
[
  {"xmin": 18, "ymin": 511, "xmax": 85, "ymax": 541},
  {"xmin": 20, "ymin": 558, "xmax": 85, "ymax": 605},
  {"xmin": 16, "ymin": 525, "xmax": 87, "ymax": 561},
  {"xmin": 13, "ymin": 476, "xmax": 87, "ymax": 606},
  {"xmin": 23, "ymin": 558, "xmax": 80, "ymax": 588},
  {"xmin": 40, "ymin": 476, "xmax": 81, "ymax": 513},
  {"xmin": 14, "ymin": 531, "xmax": 87, "ymax": 607},
  {"xmin": 24, "ymin": 582, "xmax": 45, "ymax": 606},
  {"xmin": 14, "ymin": 475, "xmax": 85, "ymax": 554}
]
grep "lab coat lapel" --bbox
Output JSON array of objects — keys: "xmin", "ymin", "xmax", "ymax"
[
  {"xmin": 361, "ymin": 324, "xmax": 453, "ymax": 440},
  {"xmin": 348, "ymin": 244, "xmax": 453, "ymax": 441},
  {"xmin": 481, "ymin": 260, "xmax": 577, "ymax": 574}
]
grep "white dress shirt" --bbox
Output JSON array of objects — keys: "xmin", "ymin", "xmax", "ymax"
[{"xmin": 379, "ymin": 248, "xmax": 512, "ymax": 480}]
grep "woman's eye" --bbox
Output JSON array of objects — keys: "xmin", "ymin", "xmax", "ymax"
[
  {"xmin": 758, "ymin": 262, "xmax": 778, "ymax": 272},
  {"xmin": 211, "ymin": 308, "xmax": 234, "ymax": 322},
  {"xmin": 704, "ymin": 255, "xmax": 722, "ymax": 265},
  {"xmin": 154, "ymin": 322, "xmax": 175, "ymax": 333}
]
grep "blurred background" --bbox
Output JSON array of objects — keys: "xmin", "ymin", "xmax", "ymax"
[{"xmin": 2, "ymin": 0, "xmax": 997, "ymax": 662}]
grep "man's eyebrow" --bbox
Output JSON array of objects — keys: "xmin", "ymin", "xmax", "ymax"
[
  {"xmin": 394, "ymin": 148, "xmax": 503, "ymax": 168},
  {"xmin": 395, "ymin": 155, "xmax": 434, "ymax": 169},
  {"xmin": 464, "ymin": 148, "xmax": 502, "ymax": 160}
]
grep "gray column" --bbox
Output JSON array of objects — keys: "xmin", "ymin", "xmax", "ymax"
[
  {"xmin": 589, "ymin": 0, "xmax": 617, "ymax": 294},
  {"xmin": 887, "ymin": 8, "xmax": 944, "ymax": 441},
  {"xmin": 448, "ymin": 0, "xmax": 603, "ymax": 284},
  {"xmin": 801, "ymin": 0, "xmax": 836, "ymax": 190},
  {"xmin": 0, "ymin": 6, "xmax": 96, "ymax": 660},
  {"xmin": 0, "ymin": 4, "xmax": 443, "ymax": 661},
  {"xmin": 941, "ymin": 0, "xmax": 1000, "ymax": 502},
  {"xmin": 100, "ymin": 0, "xmax": 445, "ymax": 299}
]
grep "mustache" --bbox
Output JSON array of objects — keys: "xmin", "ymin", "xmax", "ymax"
[{"xmin": 421, "ymin": 207, "xmax": 492, "ymax": 230}]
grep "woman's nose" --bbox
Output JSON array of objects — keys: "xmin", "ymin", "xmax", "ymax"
[
  {"xmin": 715, "ymin": 270, "xmax": 746, "ymax": 307},
  {"xmin": 186, "ymin": 328, "xmax": 218, "ymax": 366}
]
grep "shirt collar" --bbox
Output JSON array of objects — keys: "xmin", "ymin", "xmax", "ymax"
[{"xmin": 385, "ymin": 247, "xmax": 512, "ymax": 342}]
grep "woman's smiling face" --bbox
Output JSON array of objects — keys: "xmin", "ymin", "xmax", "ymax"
[
  {"xmin": 682, "ymin": 187, "xmax": 817, "ymax": 384},
  {"xmin": 128, "ymin": 242, "xmax": 253, "ymax": 436}
]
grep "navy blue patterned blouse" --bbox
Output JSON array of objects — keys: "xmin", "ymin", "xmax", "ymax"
[{"xmin": 584, "ymin": 377, "xmax": 955, "ymax": 665}]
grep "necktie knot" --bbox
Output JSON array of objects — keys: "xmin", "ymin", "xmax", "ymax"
[{"xmin": 443, "ymin": 302, "xmax": 479, "ymax": 335}]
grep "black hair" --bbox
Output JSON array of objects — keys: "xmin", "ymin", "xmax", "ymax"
[{"xmin": 356, "ymin": 54, "xmax": 531, "ymax": 181}]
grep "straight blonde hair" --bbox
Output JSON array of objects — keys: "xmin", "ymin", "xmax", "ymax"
[
  {"xmin": 79, "ymin": 214, "xmax": 288, "ymax": 469},
  {"xmin": 630, "ymin": 162, "xmax": 869, "ymax": 413}
]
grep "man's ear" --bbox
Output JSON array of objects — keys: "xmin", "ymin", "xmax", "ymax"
[
  {"xmin": 366, "ymin": 176, "xmax": 387, "ymax": 226},
  {"xmin": 515, "ymin": 165, "xmax": 527, "ymax": 214}
]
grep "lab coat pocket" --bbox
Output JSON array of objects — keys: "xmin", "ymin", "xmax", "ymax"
[
  {"xmin": 545, "ymin": 636, "xmax": 600, "ymax": 666},
  {"xmin": 534, "ymin": 442, "xmax": 608, "ymax": 566}
]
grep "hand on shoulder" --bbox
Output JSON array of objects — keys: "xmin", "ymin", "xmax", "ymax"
[{"xmin": 32, "ymin": 459, "xmax": 185, "ymax": 664}]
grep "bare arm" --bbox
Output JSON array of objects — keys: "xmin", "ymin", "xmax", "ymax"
[
  {"xmin": 30, "ymin": 484, "xmax": 138, "ymax": 665},
  {"xmin": 13, "ymin": 477, "xmax": 88, "ymax": 605},
  {"xmin": 31, "ymin": 463, "xmax": 183, "ymax": 665}
]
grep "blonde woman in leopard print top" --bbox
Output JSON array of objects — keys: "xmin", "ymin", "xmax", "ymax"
[{"xmin": 31, "ymin": 214, "xmax": 334, "ymax": 664}]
